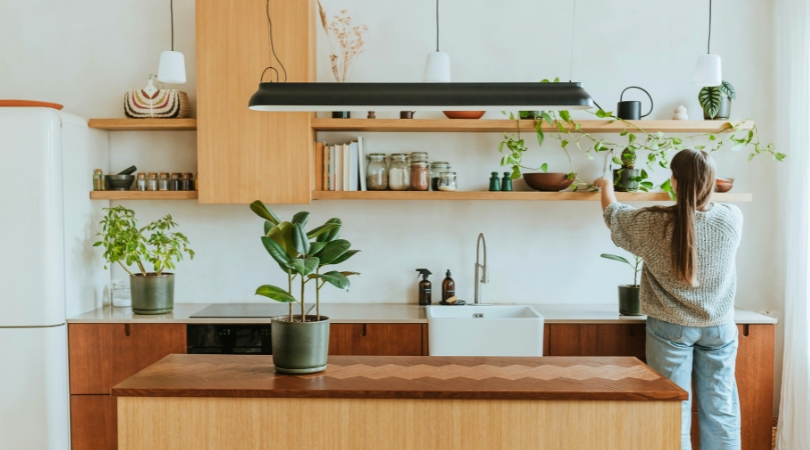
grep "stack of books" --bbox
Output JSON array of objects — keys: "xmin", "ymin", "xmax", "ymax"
[{"xmin": 315, "ymin": 137, "xmax": 368, "ymax": 191}]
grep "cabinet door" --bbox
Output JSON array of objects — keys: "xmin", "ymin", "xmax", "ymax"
[
  {"xmin": 329, "ymin": 324, "xmax": 423, "ymax": 356},
  {"xmin": 70, "ymin": 395, "xmax": 117, "ymax": 450},
  {"xmin": 547, "ymin": 324, "xmax": 647, "ymax": 360},
  {"xmin": 736, "ymin": 324, "xmax": 774, "ymax": 450},
  {"xmin": 68, "ymin": 324, "xmax": 186, "ymax": 394},
  {"xmin": 196, "ymin": 0, "xmax": 314, "ymax": 204}
]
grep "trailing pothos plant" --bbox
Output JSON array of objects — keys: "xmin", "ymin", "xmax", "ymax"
[
  {"xmin": 250, "ymin": 201, "xmax": 360, "ymax": 323},
  {"xmin": 497, "ymin": 79, "xmax": 785, "ymax": 196}
]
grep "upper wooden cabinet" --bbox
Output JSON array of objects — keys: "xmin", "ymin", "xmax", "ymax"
[{"xmin": 196, "ymin": 0, "xmax": 315, "ymax": 204}]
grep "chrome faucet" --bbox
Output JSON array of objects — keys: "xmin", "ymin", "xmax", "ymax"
[{"xmin": 474, "ymin": 233, "xmax": 490, "ymax": 305}]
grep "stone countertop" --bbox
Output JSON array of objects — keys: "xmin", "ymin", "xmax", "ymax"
[{"xmin": 67, "ymin": 303, "xmax": 777, "ymax": 325}]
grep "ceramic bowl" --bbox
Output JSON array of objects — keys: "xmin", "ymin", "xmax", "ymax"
[
  {"xmin": 715, "ymin": 177, "xmax": 734, "ymax": 193},
  {"xmin": 442, "ymin": 111, "xmax": 486, "ymax": 120},
  {"xmin": 105, "ymin": 175, "xmax": 135, "ymax": 191},
  {"xmin": 523, "ymin": 173, "xmax": 575, "ymax": 192}
]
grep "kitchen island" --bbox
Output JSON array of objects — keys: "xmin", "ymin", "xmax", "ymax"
[{"xmin": 112, "ymin": 354, "xmax": 686, "ymax": 450}]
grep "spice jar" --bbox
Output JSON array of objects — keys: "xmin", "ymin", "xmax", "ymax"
[
  {"xmin": 135, "ymin": 173, "xmax": 147, "ymax": 191},
  {"xmin": 388, "ymin": 154, "xmax": 410, "ymax": 191},
  {"xmin": 169, "ymin": 173, "xmax": 181, "ymax": 191},
  {"xmin": 147, "ymin": 173, "xmax": 158, "ymax": 191},
  {"xmin": 92, "ymin": 169, "xmax": 105, "ymax": 191},
  {"xmin": 366, "ymin": 153, "xmax": 388, "ymax": 191},
  {"xmin": 180, "ymin": 173, "xmax": 192, "ymax": 191},
  {"xmin": 410, "ymin": 161, "xmax": 430, "ymax": 191},
  {"xmin": 430, "ymin": 162, "xmax": 451, "ymax": 191},
  {"xmin": 410, "ymin": 152, "xmax": 429, "ymax": 163},
  {"xmin": 158, "ymin": 173, "xmax": 170, "ymax": 191},
  {"xmin": 438, "ymin": 171, "xmax": 458, "ymax": 192}
]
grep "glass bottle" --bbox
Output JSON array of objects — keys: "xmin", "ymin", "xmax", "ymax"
[
  {"xmin": 410, "ymin": 161, "xmax": 430, "ymax": 191},
  {"xmin": 388, "ymin": 154, "xmax": 410, "ymax": 191},
  {"xmin": 169, "ymin": 173, "xmax": 181, "ymax": 191},
  {"xmin": 430, "ymin": 162, "xmax": 451, "ymax": 191},
  {"xmin": 366, "ymin": 153, "xmax": 388, "ymax": 191},
  {"xmin": 180, "ymin": 173, "xmax": 192, "ymax": 191},
  {"xmin": 158, "ymin": 173, "xmax": 170, "ymax": 191},
  {"xmin": 92, "ymin": 169, "xmax": 105, "ymax": 191},
  {"xmin": 135, "ymin": 173, "xmax": 147, "ymax": 191},
  {"xmin": 438, "ymin": 171, "xmax": 458, "ymax": 192},
  {"xmin": 146, "ymin": 173, "xmax": 158, "ymax": 191}
]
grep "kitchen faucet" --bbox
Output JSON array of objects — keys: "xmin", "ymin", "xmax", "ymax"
[{"xmin": 474, "ymin": 233, "xmax": 490, "ymax": 305}]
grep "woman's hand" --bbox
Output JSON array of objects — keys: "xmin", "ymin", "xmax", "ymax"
[
  {"xmin": 594, "ymin": 177, "xmax": 617, "ymax": 212},
  {"xmin": 593, "ymin": 177, "xmax": 612, "ymax": 191}
]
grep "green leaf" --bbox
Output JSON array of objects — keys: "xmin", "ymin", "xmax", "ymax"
[
  {"xmin": 317, "ymin": 239, "xmax": 351, "ymax": 265},
  {"xmin": 628, "ymin": 134, "xmax": 636, "ymax": 143},
  {"xmin": 263, "ymin": 220, "xmax": 274, "ymax": 236},
  {"xmin": 291, "ymin": 223, "xmax": 310, "ymax": 256},
  {"xmin": 249, "ymin": 201, "xmax": 280, "ymax": 225},
  {"xmin": 330, "ymin": 249, "xmax": 360, "ymax": 265},
  {"xmin": 291, "ymin": 211, "xmax": 310, "ymax": 227},
  {"xmin": 316, "ymin": 218, "xmax": 342, "ymax": 242},
  {"xmin": 308, "ymin": 241, "xmax": 327, "ymax": 256},
  {"xmin": 556, "ymin": 121, "xmax": 567, "ymax": 134},
  {"xmin": 307, "ymin": 222, "xmax": 341, "ymax": 240},
  {"xmin": 261, "ymin": 236, "xmax": 292, "ymax": 271},
  {"xmin": 255, "ymin": 285, "xmax": 297, "ymax": 303},
  {"xmin": 290, "ymin": 257, "xmax": 319, "ymax": 276},
  {"xmin": 600, "ymin": 253, "xmax": 634, "ymax": 267},
  {"xmin": 720, "ymin": 81, "xmax": 737, "ymax": 100},
  {"xmin": 540, "ymin": 112, "xmax": 554, "ymax": 126},
  {"xmin": 535, "ymin": 123, "xmax": 545, "ymax": 147},
  {"xmin": 510, "ymin": 166, "xmax": 521, "ymax": 179},
  {"xmin": 540, "ymin": 163, "xmax": 548, "ymax": 173},
  {"xmin": 620, "ymin": 130, "xmax": 628, "ymax": 136},
  {"xmin": 561, "ymin": 140, "xmax": 569, "ymax": 148},
  {"xmin": 774, "ymin": 152, "xmax": 787, "ymax": 162},
  {"xmin": 559, "ymin": 110, "xmax": 571, "ymax": 123},
  {"xmin": 596, "ymin": 109, "xmax": 608, "ymax": 118},
  {"xmin": 267, "ymin": 221, "xmax": 298, "ymax": 258},
  {"xmin": 312, "ymin": 271, "xmax": 351, "ymax": 290},
  {"xmin": 612, "ymin": 156, "xmax": 623, "ymax": 165},
  {"xmin": 747, "ymin": 153, "xmax": 756, "ymax": 162},
  {"xmin": 698, "ymin": 87, "xmax": 722, "ymax": 119}
]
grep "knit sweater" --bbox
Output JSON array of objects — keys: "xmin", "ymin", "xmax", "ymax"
[{"xmin": 603, "ymin": 202, "xmax": 743, "ymax": 327}]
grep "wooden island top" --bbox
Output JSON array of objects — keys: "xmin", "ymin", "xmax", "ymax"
[{"xmin": 112, "ymin": 354, "xmax": 686, "ymax": 402}]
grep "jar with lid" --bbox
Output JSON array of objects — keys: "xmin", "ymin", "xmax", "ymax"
[
  {"xmin": 410, "ymin": 161, "xmax": 430, "ymax": 191},
  {"xmin": 158, "ymin": 173, "xmax": 170, "ymax": 191},
  {"xmin": 366, "ymin": 153, "xmax": 388, "ymax": 191},
  {"xmin": 92, "ymin": 169, "xmax": 105, "ymax": 191},
  {"xmin": 410, "ymin": 152, "xmax": 429, "ymax": 163},
  {"xmin": 135, "ymin": 173, "xmax": 147, "ymax": 191},
  {"xmin": 388, "ymin": 154, "xmax": 410, "ymax": 191},
  {"xmin": 430, "ymin": 162, "xmax": 451, "ymax": 191},
  {"xmin": 180, "ymin": 173, "xmax": 192, "ymax": 191},
  {"xmin": 169, "ymin": 173, "xmax": 181, "ymax": 191},
  {"xmin": 147, "ymin": 173, "xmax": 158, "ymax": 191},
  {"xmin": 437, "ymin": 171, "xmax": 458, "ymax": 192}
]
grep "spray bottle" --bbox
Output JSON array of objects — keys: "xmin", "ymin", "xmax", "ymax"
[{"xmin": 415, "ymin": 269, "xmax": 433, "ymax": 305}]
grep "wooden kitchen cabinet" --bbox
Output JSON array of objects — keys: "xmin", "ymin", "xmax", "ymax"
[
  {"xmin": 547, "ymin": 324, "xmax": 647, "ymax": 360},
  {"xmin": 329, "ymin": 324, "xmax": 423, "ymax": 356},
  {"xmin": 196, "ymin": 0, "xmax": 315, "ymax": 204},
  {"xmin": 70, "ymin": 395, "xmax": 117, "ymax": 450}
]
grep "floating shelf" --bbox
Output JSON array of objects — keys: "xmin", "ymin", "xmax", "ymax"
[
  {"xmin": 312, "ymin": 191, "xmax": 752, "ymax": 202},
  {"xmin": 90, "ymin": 191, "xmax": 198, "ymax": 200},
  {"xmin": 311, "ymin": 119, "xmax": 753, "ymax": 134},
  {"xmin": 87, "ymin": 118, "xmax": 197, "ymax": 131}
]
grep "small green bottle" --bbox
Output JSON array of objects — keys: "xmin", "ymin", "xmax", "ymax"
[
  {"xmin": 501, "ymin": 172, "xmax": 513, "ymax": 192},
  {"xmin": 489, "ymin": 172, "xmax": 501, "ymax": 191}
]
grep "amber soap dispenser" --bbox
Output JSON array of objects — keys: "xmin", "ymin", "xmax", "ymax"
[
  {"xmin": 442, "ymin": 270, "xmax": 456, "ymax": 301},
  {"xmin": 416, "ymin": 269, "xmax": 433, "ymax": 305}
]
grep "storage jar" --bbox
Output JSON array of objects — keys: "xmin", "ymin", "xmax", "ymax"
[
  {"xmin": 366, "ymin": 153, "xmax": 388, "ymax": 191},
  {"xmin": 388, "ymin": 154, "xmax": 410, "ymax": 191}
]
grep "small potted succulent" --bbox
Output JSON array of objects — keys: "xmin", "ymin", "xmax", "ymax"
[
  {"xmin": 94, "ymin": 206, "xmax": 194, "ymax": 315},
  {"xmin": 250, "ymin": 201, "xmax": 360, "ymax": 374},
  {"xmin": 600, "ymin": 252, "xmax": 643, "ymax": 316},
  {"xmin": 699, "ymin": 80, "xmax": 736, "ymax": 120},
  {"xmin": 613, "ymin": 148, "xmax": 643, "ymax": 192}
]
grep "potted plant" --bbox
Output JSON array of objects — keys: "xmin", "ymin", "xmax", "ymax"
[
  {"xmin": 612, "ymin": 148, "xmax": 646, "ymax": 192},
  {"xmin": 600, "ymin": 252, "xmax": 643, "ymax": 316},
  {"xmin": 250, "ymin": 201, "xmax": 360, "ymax": 374},
  {"xmin": 699, "ymin": 80, "xmax": 736, "ymax": 120},
  {"xmin": 94, "ymin": 206, "xmax": 194, "ymax": 315}
]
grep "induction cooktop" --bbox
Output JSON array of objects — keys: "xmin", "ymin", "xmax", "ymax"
[{"xmin": 190, "ymin": 303, "xmax": 313, "ymax": 318}]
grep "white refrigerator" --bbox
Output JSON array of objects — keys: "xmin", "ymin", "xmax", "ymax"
[{"xmin": 0, "ymin": 108, "xmax": 109, "ymax": 449}]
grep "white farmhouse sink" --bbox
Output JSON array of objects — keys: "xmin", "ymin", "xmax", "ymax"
[{"xmin": 426, "ymin": 305, "xmax": 545, "ymax": 356}]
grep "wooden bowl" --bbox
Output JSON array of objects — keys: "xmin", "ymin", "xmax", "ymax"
[
  {"xmin": 443, "ymin": 111, "xmax": 485, "ymax": 120},
  {"xmin": 523, "ymin": 173, "xmax": 574, "ymax": 192},
  {"xmin": 715, "ymin": 177, "xmax": 734, "ymax": 193}
]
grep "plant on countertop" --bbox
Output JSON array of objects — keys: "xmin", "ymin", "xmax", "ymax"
[
  {"xmin": 250, "ymin": 201, "xmax": 360, "ymax": 323},
  {"xmin": 94, "ymin": 206, "xmax": 194, "ymax": 276},
  {"xmin": 699, "ymin": 81, "xmax": 736, "ymax": 119},
  {"xmin": 600, "ymin": 253, "xmax": 642, "ymax": 287}
]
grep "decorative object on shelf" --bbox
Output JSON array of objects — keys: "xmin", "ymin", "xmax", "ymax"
[
  {"xmin": 693, "ymin": 0, "xmax": 721, "ymax": 86},
  {"xmin": 437, "ymin": 171, "xmax": 457, "ymax": 192},
  {"xmin": 367, "ymin": 111, "xmax": 376, "ymax": 119},
  {"xmin": 331, "ymin": 111, "xmax": 350, "ymax": 119},
  {"xmin": 125, "ymin": 75, "xmax": 190, "ymax": 119},
  {"xmin": 157, "ymin": 0, "xmax": 186, "ymax": 84},
  {"xmin": 105, "ymin": 175, "xmax": 135, "ymax": 191},
  {"xmin": 523, "ymin": 172, "xmax": 575, "ymax": 192},
  {"xmin": 400, "ymin": 111, "xmax": 415, "ymax": 119},
  {"xmin": 715, "ymin": 177, "xmax": 734, "ymax": 193},
  {"xmin": 388, "ymin": 154, "xmax": 410, "ymax": 191},
  {"xmin": 488, "ymin": 172, "xmax": 501, "ymax": 191},
  {"xmin": 699, "ymin": 80, "xmax": 736, "ymax": 120},
  {"xmin": 94, "ymin": 206, "xmax": 194, "ymax": 315},
  {"xmin": 613, "ymin": 148, "xmax": 649, "ymax": 192},
  {"xmin": 0, "ymin": 100, "xmax": 63, "ymax": 110},
  {"xmin": 423, "ymin": 0, "xmax": 450, "ymax": 82},
  {"xmin": 500, "ymin": 172, "xmax": 513, "ymax": 192},
  {"xmin": 93, "ymin": 169, "xmax": 105, "ymax": 191},
  {"xmin": 601, "ymin": 252, "xmax": 643, "ymax": 316},
  {"xmin": 672, "ymin": 105, "xmax": 689, "ymax": 120},
  {"xmin": 250, "ymin": 202, "xmax": 360, "ymax": 374},
  {"xmin": 136, "ymin": 173, "xmax": 146, "ymax": 191},
  {"xmin": 443, "ymin": 111, "xmax": 485, "ymax": 119},
  {"xmin": 410, "ymin": 161, "xmax": 430, "ymax": 191},
  {"xmin": 430, "ymin": 161, "xmax": 451, "ymax": 191},
  {"xmin": 366, "ymin": 153, "xmax": 388, "ymax": 191},
  {"xmin": 616, "ymin": 86, "xmax": 653, "ymax": 120}
]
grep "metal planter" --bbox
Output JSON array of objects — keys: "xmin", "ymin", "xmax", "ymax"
[
  {"xmin": 271, "ymin": 315, "xmax": 330, "ymax": 374},
  {"xmin": 130, "ymin": 273, "xmax": 175, "ymax": 315}
]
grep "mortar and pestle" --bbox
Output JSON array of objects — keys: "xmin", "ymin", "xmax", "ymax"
[{"xmin": 105, "ymin": 166, "xmax": 137, "ymax": 191}]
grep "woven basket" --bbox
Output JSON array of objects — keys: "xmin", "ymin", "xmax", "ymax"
[{"xmin": 124, "ymin": 89, "xmax": 190, "ymax": 119}]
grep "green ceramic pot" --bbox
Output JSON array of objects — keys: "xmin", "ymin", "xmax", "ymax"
[
  {"xmin": 271, "ymin": 315, "xmax": 330, "ymax": 374},
  {"xmin": 613, "ymin": 168, "xmax": 641, "ymax": 192},
  {"xmin": 619, "ymin": 285, "xmax": 642, "ymax": 316},
  {"xmin": 130, "ymin": 273, "xmax": 174, "ymax": 315}
]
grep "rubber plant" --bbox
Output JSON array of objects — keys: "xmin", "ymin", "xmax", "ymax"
[
  {"xmin": 699, "ymin": 81, "xmax": 736, "ymax": 119},
  {"xmin": 601, "ymin": 253, "xmax": 642, "ymax": 287},
  {"xmin": 250, "ymin": 201, "xmax": 360, "ymax": 322}
]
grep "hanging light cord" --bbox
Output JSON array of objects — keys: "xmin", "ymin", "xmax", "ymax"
[
  {"xmin": 170, "ymin": 0, "xmax": 174, "ymax": 51},
  {"xmin": 264, "ymin": 0, "xmax": 287, "ymax": 82},
  {"xmin": 707, "ymin": 0, "xmax": 712, "ymax": 54},
  {"xmin": 568, "ymin": 0, "xmax": 577, "ymax": 81},
  {"xmin": 436, "ymin": 0, "xmax": 440, "ymax": 52}
]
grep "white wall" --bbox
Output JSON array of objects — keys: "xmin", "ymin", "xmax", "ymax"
[{"xmin": 1, "ymin": 0, "xmax": 784, "ymax": 405}]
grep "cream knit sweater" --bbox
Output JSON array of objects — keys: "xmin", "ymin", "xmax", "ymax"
[{"xmin": 603, "ymin": 202, "xmax": 743, "ymax": 327}]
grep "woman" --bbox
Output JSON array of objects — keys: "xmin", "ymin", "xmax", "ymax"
[{"xmin": 595, "ymin": 149, "xmax": 743, "ymax": 450}]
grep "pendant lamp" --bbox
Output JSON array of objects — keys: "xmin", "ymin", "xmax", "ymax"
[
  {"xmin": 693, "ymin": 0, "xmax": 721, "ymax": 87},
  {"xmin": 157, "ymin": 0, "xmax": 186, "ymax": 84},
  {"xmin": 423, "ymin": 0, "xmax": 451, "ymax": 82}
]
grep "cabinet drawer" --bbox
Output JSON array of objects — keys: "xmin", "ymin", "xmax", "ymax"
[
  {"xmin": 547, "ymin": 324, "xmax": 646, "ymax": 360},
  {"xmin": 329, "ymin": 324, "xmax": 423, "ymax": 356},
  {"xmin": 70, "ymin": 395, "xmax": 117, "ymax": 450}
]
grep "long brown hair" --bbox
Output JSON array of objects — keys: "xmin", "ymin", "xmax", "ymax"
[{"xmin": 668, "ymin": 149, "xmax": 716, "ymax": 286}]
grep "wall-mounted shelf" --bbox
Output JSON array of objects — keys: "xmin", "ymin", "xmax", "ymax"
[
  {"xmin": 311, "ymin": 119, "xmax": 753, "ymax": 134},
  {"xmin": 90, "ymin": 191, "xmax": 198, "ymax": 200},
  {"xmin": 312, "ymin": 191, "xmax": 752, "ymax": 202},
  {"xmin": 87, "ymin": 118, "xmax": 197, "ymax": 131}
]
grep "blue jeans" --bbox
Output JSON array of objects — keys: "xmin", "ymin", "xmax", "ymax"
[{"xmin": 646, "ymin": 317, "xmax": 741, "ymax": 450}]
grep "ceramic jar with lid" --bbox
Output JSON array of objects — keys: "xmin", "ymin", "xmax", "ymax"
[
  {"xmin": 388, "ymin": 154, "xmax": 410, "ymax": 191},
  {"xmin": 367, "ymin": 153, "xmax": 388, "ymax": 191},
  {"xmin": 410, "ymin": 161, "xmax": 430, "ymax": 191}
]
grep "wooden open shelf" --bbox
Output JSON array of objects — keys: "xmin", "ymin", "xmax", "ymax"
[
  {"xmin": 88, "ymin": 118, "xmax": 197, "ymax": 131},
  {"xmin": 312, "ymin": 191, "xmax": 752, "ymax": 202},
  {"xmin": 311, "ymin": 119, "xmax": 754, "ymax": 134},
  {"xmin": 90, "ymin": 191, "xmax": 198, "ymax": 200}
]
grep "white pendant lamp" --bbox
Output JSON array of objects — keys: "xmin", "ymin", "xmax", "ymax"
[
  {"xmin": 693, "ymin": 0, "xmax": 721, "ymax": 87},
  {"xmin": 423, "ymin": 0, "xmax": 450, "ymax": 82},
  {"xmin": 157, "ymin": 0, "xmax": 186, "ymax": 84}
]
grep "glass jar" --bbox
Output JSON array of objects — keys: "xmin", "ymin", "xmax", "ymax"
[
  {"xmin": 92, "ymin": 169, "xmax": 105, "ymax": 191},
  {"xmin": 410, "ymin": 161, "xmax": 430, "ymax": 191},
  {"xmin": 366, "ymin": 153, "xmax": 388, "ymax": 191},
  {"xmin": 111, "ymin": 279, "xmax": 131, "ymax": 308},
  {"xmin": 135, "ymin": 173, "xmax": 147, "ymax": 191},
  {"xmin": 170, "ymin": 173, "xmax": 182, "ymax": 191},
  {"xmin": 158, "ymin": 173, "xmax": 170, "ymax": 191},
  {"xmin": 437, "ymin": 171, "xmax": 458, "ymax": 192},
  {"xmin": 430, "ymin": 162, "xmax": 451, "ymax": 191},
  {"xmin": 388, "ymin": 154, "xmax": 410, "ymax": 191},
  {"xmin": 180, "ymin": 173, "xmax": 192, "ymax": 191},
  {"xmin": 410, "ymin": 152, "xmax": 429, "ymax": 164},
  {"xmin": 147, "ymin": 173, "xmax": 158, "ymax": 191}
]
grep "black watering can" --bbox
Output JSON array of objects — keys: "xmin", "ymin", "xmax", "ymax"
[{"xmin": 616, "ymin": 86, "xmax": 653, "ymax": 120}]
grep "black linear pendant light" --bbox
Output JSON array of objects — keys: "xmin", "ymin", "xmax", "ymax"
[{"xmin": 249, "ymin": 1, "xmax": 594, "ymax": 112}]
